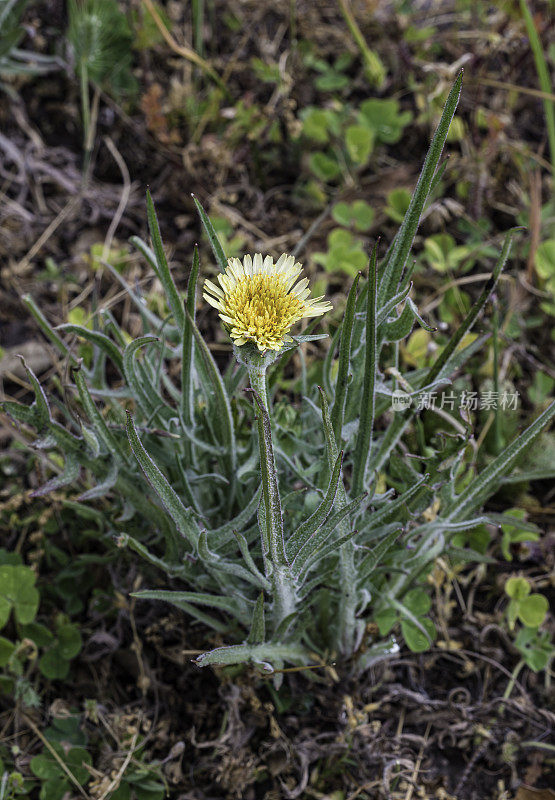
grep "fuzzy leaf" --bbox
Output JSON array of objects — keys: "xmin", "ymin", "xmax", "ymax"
[
  {"xmin": 126, "ymin": 412, "xmax": 199, "ymax": 546},
  {"xmin": 192, "ymin": 194, "xmax": 227, "ymax": 272},
  {"xmin": 286, "ymin": 451, "xmax": 343, "ymax": 562}
]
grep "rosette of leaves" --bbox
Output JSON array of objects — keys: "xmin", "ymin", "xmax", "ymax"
[{"xmin": 3, "ymin": 73, "xmax": 555, "ymax": 681}]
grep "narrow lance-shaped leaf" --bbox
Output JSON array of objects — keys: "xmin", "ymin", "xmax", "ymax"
[
  {"xmin": 292, "ymin": 493, "xmax": 367, "ymax": 578},
  {"xmin": 445, "ymin": 399, "xmax": 555, "ymax": 521},
  {"xmin": 78, "ymin": 462, "xmax": 118, "ymax": 501},
  {"xmin": 379, "ymin": 71, "xmax": 463, "ymax": 302},
  {"xmin": 319, "ymin": 386, "xmax": 360, "ymax": 654},
  {"xmin": 195, "ymin": 642, "xmax": 311, "ymax": 669},
  {"xmin": 73, "ymin": 366, "xmax": 129, "ymax": 463},
  {"xmin": 380, "ymin": 70, "xmax": 463, "ymax": 305},
  {"xmin": 117, "ymin": 533, "xmax": 188, "ymax": 578},
  {"xmin": 359, "ymin": 473, "xmax": 429, "ymax": 534},
  {"xmin": 286, "ymin": 451, "xmax": 343, "ymax": 563},
  {"xmin": 132, "ymin": 590, "xmax": 239, "ymax": 632},
  {"xmin": 425, "ymin": 228, "xmax": 520, "ymax": 386},
  {"xmin": 30, "ymin": 455, "xmax": 80, "ymax": 498},
  {"xmin": 297, "ymin": 528, "xmax": 361, "ymax": 581},
  {"xmin": 331, "ymin": 272, "xmax": 360, "ymax": 447},
  {"xmin": 247, "ymin": 593, "xmax": 266, "ymax": 644},
  {"xmin": 322, "ymin": 323, "xmax": 342, "ymax": 399},
  {"xmin": 22, "ymin": 294, "xmax": 76, "ymax": 364},
  {"xmin": 372, "ymin": 232, "xmax": 518, "ymax": 475},
  {"xmin": 198, "ymin": 530, "xmax": 269, "ymax": 590},
  {"xmin": 185, "ymin": 308, "xmax": 237, "ymax": 480},
  {"xmin": 18, "ymin": 357, "xmax": 51, "ymax": 429},
  {"xmin": 191, "ymin": 194, "xmax": 227, "ymax": 272},
  {"xmin": 351, "ymin": 242, "xmax": 378, "ymax": 496},
  {"xmin": 233, "ymin": 530, "xmax": 272, "ymax": 590},
  {"xmin": 56, "ymin": 325, "xmax": 124, "ymax": 374},
  {"xmin": 181, "ymin": 245, "xmax": 200, "ymax": 428},
  {"xmin": 122, "ymin": 336, "xmax": 162, "ymax": 420},
  {"xmin": 146, "ymin": 189, "xmax": 185, "ymax": 329},
  {"xmin": 125, "ymin": 411, "xmax": 200, "ymax": 547},
  {"xmin": 381, "ymin": 297, "xmax": 436, "ymax": 342},
  {"xmin": 210, "ymin": 485, "xmax": 262, "ymax": 545},
  {"xmin": 105, "ymin": 258, "xmax": 170, "ymax": 333}
]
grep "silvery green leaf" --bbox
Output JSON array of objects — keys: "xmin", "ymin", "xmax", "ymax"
[
  {"xmin": 22, "ymin": 294, "xmax": 75, "ymax": 362},
  {"xmin": 56, "ymin": 324, "xmax": 123, "ymax": 374},
  {"xmin": 357, "ymin": 527, "xmax": 403, "ymax": 585},
  {"xmin": 126, "ymin": 412, "xmax": 200, "ymax": 547},
  {"xmin": 132, "ymin": 588, "xmax": 247, "ymax": 623},
  {"xmin": 117, "ymin": 534, "xmax": 188, "ymax": 578},
  {"xmin": 233, "ymin": 531, "xmax": 271, "ymax": 590},
  {"xmin": 358, "ymin": 474, "xmax": 429, "ymax": 534},
  {"xmin": 292, "ymin": 493, "xmax": 367, "ymax": 578},
  {"xmin": 209, "ymin": 485, "xmax": 262, "ymax": 546},
  {"xmin": 331, "ymin": 273, "xmax": 360, "ymax": 446},
  {"xmin": 74, "ymin": 367, "xmax": 129, "ymax": 463},
  {"xmin": 18, "ymin": 356, "xmax": 50, "ymax": 429},
  {"xmin": 1, "ymin": 400, "xmax": 37, "ymax": 426},
  {"xmin": 81, "ymin": 424, "xmax": 100, "ymax": 458},
  {"xmin": 286, "ymin": 451, "xmax": 343, "ymax": 563},
  {"xmin": 133, "ymin": 589, "xmax": 229, "ymax": 633},
  {"xmin": 198, "ymin": 530, "xmax": 269, "ymax": 590},
  {"xmin": 375, "ymin": 282, "xmax": 413, "ymax": 326},
  {"xmin": 247, "ymin": 593, "xmax": 266, "ymax": 644},
  {"xmin": 192, "ymin": 194, "xmax": 227, "ymax": 272},
  {"xmin": 195, "ymin": 642, "xmax": 310, "ymax": 669},
  {"xmin": 352, "ymin": 242, "xmax": 378, "ymax": 496},
  {"xmin": 445, "ymin": 399, "xmax": 555, "ymax": 521},
  {"xmin": 185, "ymin": 308, "xmax": 237, "ymax": 485},
  {"xmin": 379, "ymin": 71, "xmax": 463, "ymax": 302},
  {"xmin": 425, "ymin": 229, "xmax": 519, "ymax": 388},
  {"xmin": 181, "ymin": 245, "xmax": 200, "ymax": 430},
  {"xmin": 297, "ymin": 528, "xmax": 360, "ymax": 580},
  {"xmin": 248, "ymin": 388, "xmax": 287, "ymax": 567},
  {"xmin": 146, "ymin": 190, "xmax": 185, "ymax": 329},
  {"xmin": 381, "ymin": 298, "xmax": 436, "ymax": 342},
  {"xmin": 78, "ymin": 462, "xmax": 118, "ymax": 501},
  {"xmin": 30, "ymin": 455, "xmax": 80, "ymax": 498}
]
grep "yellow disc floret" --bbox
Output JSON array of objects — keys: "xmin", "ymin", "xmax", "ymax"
[{"xmin": 203, "ymin": 253, "xmax": 332, "ymax": 352}]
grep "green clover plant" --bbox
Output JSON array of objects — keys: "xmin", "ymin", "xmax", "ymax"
[{"xmin": 3, "ymin": 73, "xmax": 555, "ymax": 685}]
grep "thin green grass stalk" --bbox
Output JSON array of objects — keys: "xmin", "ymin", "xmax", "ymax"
[
  {"xmin": 192, "ymin": 0, "xmax": 204, "ymax": 57},
  {"xmin": 337, "ymin": 0, "xmax": 385, "ymax": 88}
]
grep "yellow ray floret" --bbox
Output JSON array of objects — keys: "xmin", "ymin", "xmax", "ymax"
[{"xmin": 203, "ymin": 253, "xmax": 332, "ymax": 352}]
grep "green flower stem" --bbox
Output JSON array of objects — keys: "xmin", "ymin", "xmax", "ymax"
[{"xmin": 241, "ymin": 346, "xmax": 297, "ymax": 632}]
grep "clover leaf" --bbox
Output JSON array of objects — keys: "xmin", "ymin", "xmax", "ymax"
[{"xmin": 0, "ymin": 565, "xmax": 39, "ymax": 628}]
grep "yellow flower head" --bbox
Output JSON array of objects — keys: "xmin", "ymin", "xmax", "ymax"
[{"xmin": 203, "ymin": 253, "xmax": 332, "ymax": 352}]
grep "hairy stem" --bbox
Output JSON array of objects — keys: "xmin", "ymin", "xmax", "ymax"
[{"xmin": 246, "ymin": 356, "xmax": 297, "ymax": 633}]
